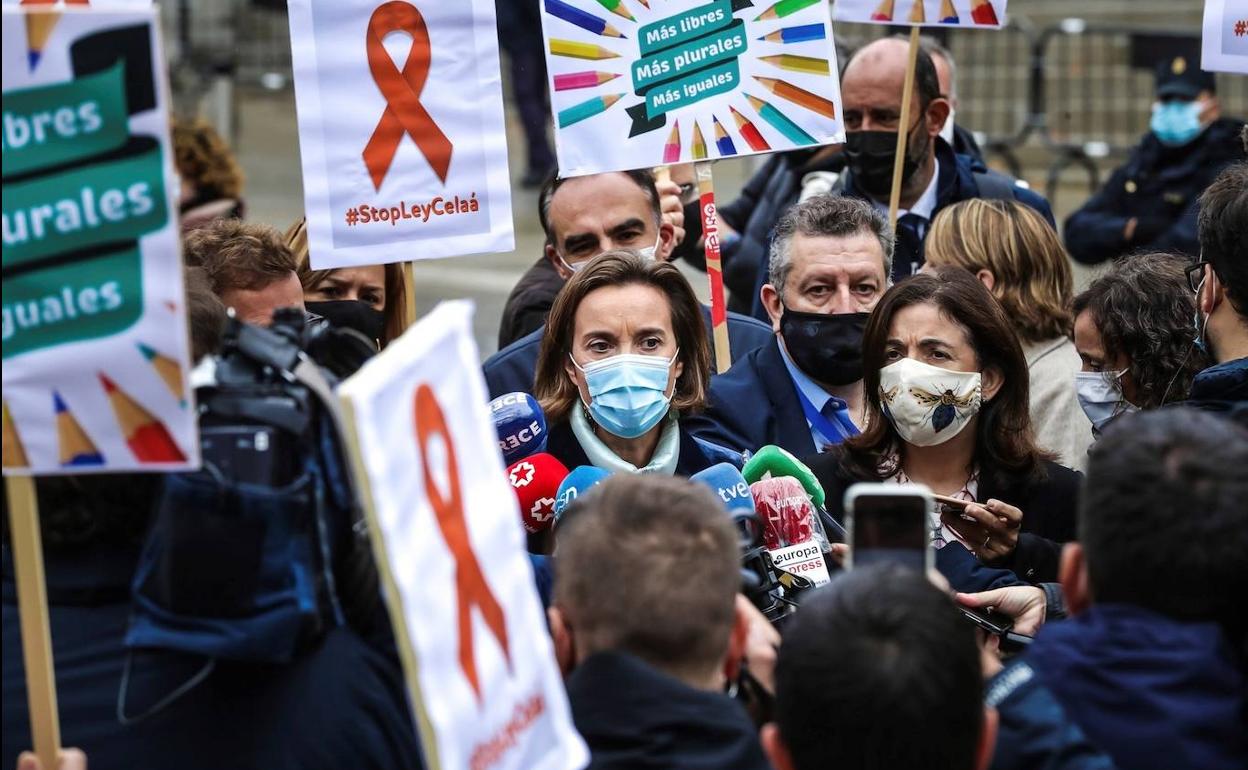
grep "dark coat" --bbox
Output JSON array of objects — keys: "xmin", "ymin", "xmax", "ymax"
[
  {"xmin": 498, "ymin": 257, "xmax": 564, "ymax": 350},
  {"xmin": 567, "ymin": 651, "xmax": 772, "ymax": 770},
  {"xmin": 542, "ymin": 418, "xmax": 725, "ymax": 478},
  {"xmin": 1064, "ymin": 118, "xmax": 1245, "ymax": 265},
  {"xmin": 1, "ymin": 545, "xmax": 423, "ymax": 770},
  {"xmin": 684, "ymin": 337, "xmax": 820, "ymax": 457},
  {"xmin": 1025, "ymin": 605, "xmax": 1248, "ymax": 770},
  {"xmin": 482, "ymin": 308, "xmax": 775, "ymax": 399},
  {"xmin": 806, "ymin": 453, "xmax": 1081, "ymax": 584},
  {"xmin": 1180, "ymin": 357, "xmax": 1248, "ymax": 426}
]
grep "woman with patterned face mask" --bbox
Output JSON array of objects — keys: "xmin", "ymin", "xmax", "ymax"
[
  {"xmin": 808, "ymin": 269, "xmax": 1082, "ymax": 585},
  {"xmin": 533, "ymin": 251, "xmax": 726, "ymax": 477}
]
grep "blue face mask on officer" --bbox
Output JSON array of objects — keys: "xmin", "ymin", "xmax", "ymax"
[
  {"xmin": 570, "ymin": 350, "xmax": 679, "ymax": 439},
  {"xmin": 1150, "ymin": 99, "xmax": 1206, "ymax": 147}
]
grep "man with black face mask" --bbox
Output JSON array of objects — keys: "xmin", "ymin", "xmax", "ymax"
[{"xmin": 686, "ymin": 196, "xmax": 892, "ymax": 456}]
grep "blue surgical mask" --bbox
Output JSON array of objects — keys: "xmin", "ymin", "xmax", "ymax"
[
  {"xmin": 571, "ymin": 350, "xmax": 677, "ymax": 438},
  {"xmin": 1075, "ymin": 369, "xmax": 1137, "ymax": 437},
  {"xmin": 1150, "ymin": 100, "xmax": 1204, "ymax": 147}
]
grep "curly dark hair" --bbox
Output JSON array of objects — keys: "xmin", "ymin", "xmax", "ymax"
[{"xmin": 1072, "ymin": 252, "xmax": 1212, "ymax": 408}]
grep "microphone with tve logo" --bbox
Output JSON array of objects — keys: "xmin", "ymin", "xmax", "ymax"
[
  {"xmin": 490, "ymin": 392, "xmax": 547, "ymax": 465},
  {"xmin": 553, "ymin": 465, "xmax": 611, "ymax": 521},
  {"xmin": 691, "ymin": 462, "xmax": 756, "ymax": 516},
  {"xmin": 506, "ymin": 453, "xmax": 569, "ymax": 534}
]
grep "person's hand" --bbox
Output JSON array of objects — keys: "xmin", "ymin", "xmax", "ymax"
[
  {"xmin": 17, "ymin": 748, "xmax": 87, "ymax": 770},
  {"xmin": 1123, "ymin": 217, "xmax": 1138, "ymax": 242},
  {"xmin": 942, "ymin": 499, "xmax": 1022, "ymax": 562},
  {"xmin": 736, "ymin": 594, "xmax": 779, "ymax": 694},
  {"xmin": 655, "ymin": 178, "xmax": 686, "ymax": 253},
  {"xmin": 977, "ymin": 629, "xmax": 1004, "ymax": 680},
  {"xmin": 956, "ymin": 585, "xmax": 1047, "ymax": 636},
  {"xmin": 828, "ymin": 542, "xmax": 848, "ymax": 568}
]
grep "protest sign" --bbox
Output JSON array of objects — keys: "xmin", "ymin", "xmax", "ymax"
[
  {"xmin": 1202, "ymin": 0, "xmax": 1248, "ymax": 74},
  {"xmin": 2, "ymin": 6, "xmax": 197, "ymax": 475},
  {"xmin": 287, "ymin": 0, "xmax": 514, "ymax": 269},
  {"xmin": 339, "ymin": 300, "xmax": 588, "ymax": 770},
  {"xmin": 541, "ymin": 0, "xmax": 845, "ymax": 176},
  {"xmin": 834, "ymin": 0, "xmax": 1007, "ymax": 29}
]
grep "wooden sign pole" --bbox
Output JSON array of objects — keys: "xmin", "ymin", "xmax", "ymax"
[
  {"xmin": 403, "ymin": 261, "xmax": 418, "ymax": 330},
  {"xmin": 887, "ymin": 27, "xmax": 923, "ymax": 228},
  {"xmin": 5, "ymin": 476, "xmax": 61, "ymax": 770},
  {"xmin": 694, "ymin": 162, "xmax": 732, "ymax": 374}
]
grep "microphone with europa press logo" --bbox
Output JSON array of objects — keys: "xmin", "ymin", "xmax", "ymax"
[
  {"xmin": 506, "ymin": 453, "xmax": 569, "ymax": 534},
  {"xmin": 490, "ymin": 391, "xmax": 547, "ymax": 465},
  {"xmin": 751, "ymin": 476, "xmax": 832, "ymax": 588},
  {"xmin": 553, "ymin": 465, "xmax": 611, "ymax": 521}
]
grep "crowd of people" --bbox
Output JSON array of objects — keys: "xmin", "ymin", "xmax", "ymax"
[{"xmin": 4, "ymin": 29, "xmax": 1248, "ymax": 770}]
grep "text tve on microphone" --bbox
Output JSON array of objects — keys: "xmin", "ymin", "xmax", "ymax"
[
  {"xmin": 506, "ymin": 453, "xmax": 570, "ymax": 534},
  {"xmin": 490, "ymin": 391, "xmax": 547, "ymax": 465},
  {"xmin": 691, "ymin": 463, "xmax": 755, "ymax": 515}
]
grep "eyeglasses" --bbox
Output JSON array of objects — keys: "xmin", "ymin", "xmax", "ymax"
[{"xmin": 1185, "ymin": 260, "xmax": 1209, "ymax": 293}]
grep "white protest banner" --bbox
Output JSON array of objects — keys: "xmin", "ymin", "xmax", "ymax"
[
  {"xmin": 2, "ymin": 6, "xmax": 198, "ymax": 475},
  {"xmin": 541, "ymin": 0, "xmax": 845, "ymax": 176},
  {"xmin": 339, "ymin": 300, "xmax": 588, "ymax": 770},
  {"xmin": 287, "ymin": 0, "xmax": 514, "ymax": 269},
  {"xmin": 1202, "ymin": 0, "xmax": 1248, "ymax": 74},
  {"xmin": 835, "ymin": 0, "xmax": 1006, "ymax": 28}
]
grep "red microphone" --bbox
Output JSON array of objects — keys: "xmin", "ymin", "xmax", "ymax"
[
  {"xmin": 750, "ymin": 476, "xmax": 816, "ymax": 550},
  {"xmin": 506, "ymin": 452, "xmax": 570, "ymax": 534}
]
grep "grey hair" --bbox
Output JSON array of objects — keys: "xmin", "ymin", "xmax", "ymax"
[
  {"xmin": 767, "ymin": 195, "xmax": 895, "ymax": 292},
  {"xmin": 919, "ymin": 35, "xmax": 957, "ymax": 100}
]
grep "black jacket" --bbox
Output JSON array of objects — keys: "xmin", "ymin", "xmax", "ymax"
[
  {"xmin": 543, "ymin": 418, "xmax": 726, "ymax": 477},
  {"xmin": 498, "ymin": 257, "xmax": 564, "ymax": 350},
  {"xmin": 566, "ymin": 651, "xmax": 771, "ymax": 770},
  {"xmin": 807, "ymin": 453, "xmax": 1081, "ymax": 583},
  {"xmin": 1179, "ymin": 357, "xmax": 1248, "ymax": 426},
  {"xmin": 1064, "ymin": 117, "xmax": 1246, "ymax": 264}
]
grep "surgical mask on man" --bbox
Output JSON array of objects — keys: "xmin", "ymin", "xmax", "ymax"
[
  {"xmin": 557, "ymin": 232, "xmax": 662, "ymax": 274},
  {"xmin": 844, "ymin": 116, "xmax": 930, "ymax": 197},
  {"xmin": 1074, "ymin": 369, "xmax": 1137, "ymax": 436},
  {"xmin": 571, "ymin": 350, "xmax": 678, "ymax": 439},
  {"xmin": 939, "ymin": 107, "xmax": 956, "ymax": 144},
  {"xmin": 1150, "ymin": 100, "xmax": 1205, "ymax": 146},
  {"xmin": 878, "ymin": 358, "xmax": 982, "ymax": 447}
]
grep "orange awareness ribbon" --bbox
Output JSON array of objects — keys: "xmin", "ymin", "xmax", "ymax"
[
  {"xmin": 363, "ymin": 1, "xmax": 454, "ymax": 191},
  {"xmin": 415, "ymin": 384, "xmax": 510, "ymax": 702}
]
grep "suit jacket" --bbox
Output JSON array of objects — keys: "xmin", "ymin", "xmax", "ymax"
[
  {"xmin": 684, "ymin": 337, "xmax": 819, "ymax": 457},
  {"xmin": 808, "ymin": 453, "xmax": 1081, "ymax": 584}
]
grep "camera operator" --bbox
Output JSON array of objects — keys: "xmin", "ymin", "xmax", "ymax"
[{"xmin": 184, "ymin": 219, "xmax": 305, "ymax": 326}]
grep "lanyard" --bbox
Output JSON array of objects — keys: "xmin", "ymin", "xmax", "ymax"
[{"xmin": 793, "ymin": 385, "xmax": 859, "ymax": 450}]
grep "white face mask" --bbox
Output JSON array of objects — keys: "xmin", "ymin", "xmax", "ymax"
[
  {"xmin": 879, "ymin": 357, "xmax": 983, "ymax": 447},
  {"xmin": 557, "ymin": 232, "xmax": 662, "ymax": 274},
  {"xmin": 1074, "ymin": 369, "xmax": 1137, "ymax": 437},
  {"xmin": 939, "ymin": 107, "xmax": 956, "ymax": 144}
]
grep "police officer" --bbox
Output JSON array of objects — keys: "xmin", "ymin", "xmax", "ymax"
[{"xmin": 1064, "ymin": 56, "xmax": 1245, "ymax": 264}]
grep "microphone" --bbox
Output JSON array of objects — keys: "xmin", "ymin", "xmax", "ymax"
[
  {"xmin": 506, "ymin": 453, "xmax": 570, "ymax": 534},
  {"xmin": 742, "ymin": 445, "xmax": 825, "ymax": 509},
  {"xmin": 553, "ymin": 465, "xmax": 611, "ymax": 521},
  {"xmin": 690, "ymin": 463, "xmax": 755, "ymax": 515},
  {"xmin": 490, "ymin": 392, "xmax": 547, "ymax": 465},
  {"xmin": 751, "ymin": 476, "xmax": 832, "ymax": 587}
]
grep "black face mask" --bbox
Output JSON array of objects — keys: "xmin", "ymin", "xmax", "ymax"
[
  {"xmin": 305, "ymin": 300, "xmax": 385, "ymax": 343},
  {"xmin": 779, "ymin": 309, "xmax": 869, "ymax": 386},
  {"xmin": 843, "ymin": 120, "xmax": 929, "ymax": 198}
]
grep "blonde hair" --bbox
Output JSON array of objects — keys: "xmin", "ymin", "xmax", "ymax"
[
  {"xmin": 926, "ymin": 199, "xmax": 1073, "ymax": 344},
  {"xmin": 172, "ymin": 117, "xmax": 244, "ymax": 200},
  {"xmin": 283, "ymin": 217, "xmax": 407, "ymax": 347}
]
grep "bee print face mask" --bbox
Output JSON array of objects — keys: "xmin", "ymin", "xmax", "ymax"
[{"xmin": 878, "ymin": 358, "xmax": 983, "ymax": 447}]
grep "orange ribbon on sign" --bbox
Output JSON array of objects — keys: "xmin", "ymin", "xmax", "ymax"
[
  {"xmin": 363, "ymin": 1, "xmax": 453, "ymax": 191},
  {"xmin": 415, "ymin": 384, "xmax": 510, "ymax": 702}
]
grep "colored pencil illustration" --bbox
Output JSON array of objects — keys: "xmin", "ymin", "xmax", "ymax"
[
  {"xmin": 99, "ymin": 374, "xmax": 186, "ymax": 463},
  {"xmin": 871, "ymin": 0, "xmax": 895, "ymax": 21},
  {"xmin": 713, "ymin": 116, "xmax": 738, "ymax": 156},
  {"xmin": 691, "ymin": 121, "xmax": 708, "ymax": 160},
  {"xmin": 754, "ymin": 76, "xmax": 836, "ymax": 119},
  {"xmin": 545, "ymin": 0, "xmax": 627, "ymax": 38},
  {"xmin": 558, "ymin": 93, "xmax": 623, "ymax": 127},
  {"xmin": 758, "ymin": 24, "xmax": 825, "ymax": 44},
  {"xmin": 2, "ymin": 400, "xmax": 28, "ymax": 469},
  {"xmin": 138, "ymin": 342, "xmax": 186, "ymax": 407},
  {"xmin": 730, "ymin": 105, "xmax": 772, "ymax": 151},
  {"xmin": 745, "ymin": 93, "xmax": 816, "ymax": 145},
  {"xmin": 755, "ymin": 0, "xmax": 820, "ymax": 21},
  {"xmin": 939, "ymin": 0, "xmax": 959, "ymax": 23},
  {"xmin": 970, "ymin": 0, "xmax": 999, "ymax": 25},
  {"xmin": 54, "ymin": 392, "xmax": 103, "ymax": 467},
  {"xmin": 554, "ymin": 70, "xmax": 621, "ymax": 91},
  {"xmin": 663, "ymin": 121, "xmax": 681, "ymax": 163},
  {"xmin": 760, "ymin": 54, "xmax": 830, "ymax": 75},
  {"xmin": 595, "ymin": 0, "xmax": 636, "ymax": 21},
  {"xmin": 909, "ymin": 0, "xmax": 926, "ymax": 23},
  {"xmin": 25, "ymin": 11, "xmax": 60, "ymax": 70},
  {"xmin": 635, "ymin": 0, "xmax": 649, "ymax": 7},
  {"xmin": 550, "ymin": 39, "xmax": 621, "ymax": 60}
]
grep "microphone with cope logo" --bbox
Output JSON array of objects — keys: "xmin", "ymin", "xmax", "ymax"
[
  {"xmin": 489, "ymin": 392, "xmax": 548, "ymax": 465},
  {"xmin": 552, "ymin": 465, "xmax": 611, "ymax": 522},
  {"xmin": 506, "ymin": 453, "xmax": 569, "ymax": 534}
]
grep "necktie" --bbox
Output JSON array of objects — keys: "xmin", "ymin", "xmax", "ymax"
[{"xmin": 894, "ymin": 213, "xmax": 927, "ymax": 282}]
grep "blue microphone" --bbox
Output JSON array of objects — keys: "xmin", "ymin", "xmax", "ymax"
[
  {"xmin": 490, "ymin": 391, "xmax": 548, "ymax": 465},
  {"xmin": 691, "ymin": 463, "xmax": 755, "ymax": 515},
  {"xmin": 553, "ymin": 465, "xmax": 611, "ymax": 520}
]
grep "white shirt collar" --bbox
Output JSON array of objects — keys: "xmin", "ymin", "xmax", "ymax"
[{"xmin": 873, "ymin": 156, "xmax": 940, "ymax": 222}]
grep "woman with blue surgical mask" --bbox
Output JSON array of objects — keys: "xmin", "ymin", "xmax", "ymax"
[{"xmin": 534, "ymin": 250, "xmax": 728, "ymax": 477}]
